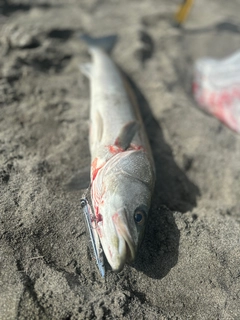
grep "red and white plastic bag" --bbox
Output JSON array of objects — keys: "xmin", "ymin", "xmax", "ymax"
[{"xmin": 193, "ymin": 50, "xmax": 240, "ymax": 133}]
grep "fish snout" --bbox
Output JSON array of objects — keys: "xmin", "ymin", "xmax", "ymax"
[{"xmin": 109, "ymin": 207, "xmax": 136, "ymax": 271}]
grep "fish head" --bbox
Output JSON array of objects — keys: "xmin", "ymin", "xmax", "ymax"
[{"xmin": 93, "ymin": 150, "xmax": 155, "ymax": 271}]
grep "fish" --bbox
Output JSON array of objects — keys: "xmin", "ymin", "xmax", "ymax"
[{"xmin": 80, "ymin": 34, "xmax": 155, "ymax": 272}]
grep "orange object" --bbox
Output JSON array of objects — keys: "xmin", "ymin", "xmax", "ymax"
[{"xmin": 175, "ymin": 0, "xmax": 194, "ymax": 25}]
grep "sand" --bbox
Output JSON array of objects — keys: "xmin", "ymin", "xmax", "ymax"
[{"xmin": 0, "ymin": 0, "xmax": 240, "ymax": 319}]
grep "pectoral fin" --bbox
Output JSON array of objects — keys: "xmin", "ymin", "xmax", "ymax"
[{"xmin": 115, "ymin": 121, "xmax": 139, "ymax": 150}]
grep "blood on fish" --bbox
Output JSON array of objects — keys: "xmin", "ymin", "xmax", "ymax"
[
  {"xmin": 91, "ymin": 157, "xmax": 105, "ymax": 181},
  {"xmin": 96, "ymin": 213, "xmax": 103, "ymax": 223},
  {"xmin": 129, "ymin": 144, "xmax": 144, "ymax": 151},
  {"xmin": 107, "ymin": 143, "xmax": 144, "ymax": 154},
  {"xmin": 94, "ymin": 205, "xmax": 103, "ymax": 223},
  {"xmin": 107, "ymin": 144, "xmax": 124, "ymax": 154}
]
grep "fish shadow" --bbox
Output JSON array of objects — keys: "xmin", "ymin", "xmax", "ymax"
[{"xmin": 122, "ymin": 72, "xmax": 200, "ymax": 279}]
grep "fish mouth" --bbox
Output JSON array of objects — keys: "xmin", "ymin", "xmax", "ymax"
[{"xmin": 109, "ymin": 207, "xmax": 136, "ymax": 271}]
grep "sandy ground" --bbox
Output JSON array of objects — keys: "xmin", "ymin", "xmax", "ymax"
[{"xmin": 1, "ymin": 0, "xmax": 240, "ymax": 319}]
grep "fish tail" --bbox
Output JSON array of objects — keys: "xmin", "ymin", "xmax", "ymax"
[{"xmin": 80, "ymin": 34, "xmax": 118, "ymax": 54}]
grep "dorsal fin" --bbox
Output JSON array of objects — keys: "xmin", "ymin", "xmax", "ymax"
[{"xmin": 115, "ymin": 121, "xmax": 139, "ymax": 150}]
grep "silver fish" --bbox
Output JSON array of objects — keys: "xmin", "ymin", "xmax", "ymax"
[{"xmin": 80, "ymin": 34, "xmax": 155, "ymax": 272}]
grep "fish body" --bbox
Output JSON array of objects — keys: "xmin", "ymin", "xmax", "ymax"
[{"xmin": 80, "ymin": 35, "xmax": 155, "ymax": 271}]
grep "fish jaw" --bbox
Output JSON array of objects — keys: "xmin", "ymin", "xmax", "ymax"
[{"xmin": 97, "ymin": 207, "xmax": 136, "ymax": 271}]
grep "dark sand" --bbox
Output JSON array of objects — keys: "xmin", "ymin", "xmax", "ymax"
[{"xmin": 1, "ymin": 1, "xmax": 240, "ymax": 319}]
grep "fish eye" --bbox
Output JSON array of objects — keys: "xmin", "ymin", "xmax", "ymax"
[{"xmin": 134, "ymin": 209, "xmax": 145, "ymax": 224}]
